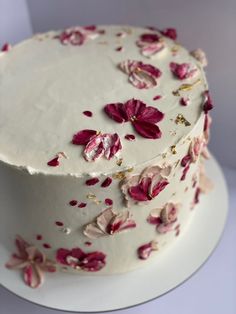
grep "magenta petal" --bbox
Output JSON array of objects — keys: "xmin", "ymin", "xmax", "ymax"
[
  {"xmin": 160, "ymin": 28, "xmax": 177, "ymax": 40},
  {"xmin": 203, "ymin": 91, "xmax": 213, "ymax": 113},
  {"xmin": 72, "ymin": 129, "xmax": 97, "ymax": 145},
  {"xmin": 101, "ymin": 177, "xmax": 112, "ymax": 188},
  {"xmin": 152, "ymin": 179, "xmax": 169, "ymax": 198},
  {"xmin": 124, "ymin": 99, "xmax": 146, "ymax": 120},
  {"xmin": 80, "ymin": 252, "xmax": 106, "ymax": 272},
  {"xmin": 140, "ymin": 33, "xmax": 160, "ymax": 43},
  {"xmin": 85, "ymin": 177, "xmax": 99, "ymax": 186},
  {"xmin": 181, "ymin": 164, "xmax": 190, "ymax": 181},
  {"xmin": 56, "ymin": 248, "xmax": 70, "ymax": 265},
  {"xmin": 181, "ymin": 154, "xmax": 191, "ymax": 167},
  {"xmin": 137, "ymin": 106, "xmax": 164, "ymax": 124},
  {"xmin": 104, "ymin": 103, "xmax": 128, "ymax": 123},
  {"xmin": 147, "ymin": 215, "xmax": 162, "ymax": 225},
  {"xmin": 132, "ymin": 120, "xmax": 162, "ymax": 139},
  {"xmin": 128, "ymin": 185, "xmax": 149, "ymax": 201}
]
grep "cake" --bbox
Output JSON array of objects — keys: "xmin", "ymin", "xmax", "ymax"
[{"xmin": 0, "ymin": 25, "xmax": 213, "ymax": 288}]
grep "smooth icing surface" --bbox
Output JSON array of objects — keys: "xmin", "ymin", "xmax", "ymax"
[{"xmin": 0, "ymin": 25, "xmax": 207, "ymax": 176}]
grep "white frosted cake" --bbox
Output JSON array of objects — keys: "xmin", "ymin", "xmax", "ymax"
[{"xmin": 0, "ymin": 25, "xmax": 213, "ymax": 288}]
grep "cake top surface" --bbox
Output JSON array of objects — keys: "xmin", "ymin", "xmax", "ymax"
[{"xmin": 0, "ymin": 25, "xmax": 207, "ymax": 176}]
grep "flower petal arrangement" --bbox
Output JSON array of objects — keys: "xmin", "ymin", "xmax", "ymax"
[
  {"xmin": 72, "ymin": 130, "xmax": 122, "ymax": 161},
  {"xmin": 56, "ymin": 247, "xmax": 106, "ymax": 272},
  {"xmin": 147, "ymin": 202, "xmax": 180, "ymax": 233},
  {"xmin": 170, "ymin": 62, "xmax": 198, "ymax": 80},
  {"xmin": 56, "ymin": 25, "xmax": 101, "ymax": 46},
  {"xmin": 6, "ymin": 235, "xmax": 56, "ymax": 288},
  {"xmin": 83, "ymin": 207, "xmax": 136, "ymax": 239},
  {"xmin": 119, "ymin": 60, "xmax": 162, "ymax": 89},
  {"xmin": 121, "ymin": 165, "xmax": 171, "ymax": 206},
  {"xmin": 104, "ymin": 99, "xmax": 164, "ymax": 139},
  {"xmin": 136, "ymin": 33, "xmax": 165, "ymax": 57}
]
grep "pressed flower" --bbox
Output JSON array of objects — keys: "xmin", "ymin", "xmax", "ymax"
[
  {"xmin": 160, "ymin": 28, "xmax": 177, "ymax": 40},
  {"xmin": 83, "ymin": 207, "xmax": 136, "ymax": 239},
  {"xmin": 147, "ymin": 202, "xmax": 179, "ymax": 234},
  {"xmin": 121, "ymin": 165, "xmax": 171, "ymax": 206},
  {"xmin": 6, "ymin": 235, "xmax": 56, "ymax": 288},
  {"xmin": 136, "ymin": 33, "xmax": 165, "ymax": 57},
  {"xmin": 72, "ymin": 129, "xmax": 122, "ymax": 162},
  {"xmin": 56, "ymin": 247, "xmax": 106, "ymax": 272},
  {"xmin": 170, "ymin": 62, "xmax": 197, "ymax": 80},
  {"xmin": 104, "ymin": 98, "xmax": 164, "ymax": 139},
  {"xmin": 119, "ymin": 60, "xmax": 162, "ymax": 89},
  {"xmin": 137, "ymin": 241, "xmax": 158, "ymax": 260},
  {"xmin": 56, "ymin": 25, "xmax": 100, "ymax": 46}
]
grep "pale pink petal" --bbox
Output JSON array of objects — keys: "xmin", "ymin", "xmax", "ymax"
[
  {"xmin": 190, "ymin": 49, "xmax": 208, "ymax": 67},
  {"xmin": 5, "ymin": 257, "xmax": 29, "ymax": 270},
  {"xmin": 157, "ymin": 222, "xmax": 175, "ymax": 233},
  {"xmin": 140, "ymin": 42, "xmax": 164, "ymax": 57},
  {"xmin": 137, "ymin": 241, "xmax": 158, "ymax": 260},
  {"xmin": 23, "ymin": 264, "xmax": 43, "ymax": 289}
]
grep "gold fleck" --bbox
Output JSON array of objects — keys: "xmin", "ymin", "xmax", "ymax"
[
  {"xmin": 175, "ymin": 114, "xmax": 191, "ymax": 126},
  {"xmin": 170, "ymin": 145, "xmax": 177, "ymax": 154},
  {"xmin": 162, "ymin": 153, "xmax": 167, "ymax": 159},
  {"xmin": 172, "ymin": 192, "xmax": 176, "ymax": 196},
  {"xmin": 112, "ymin": 171, "xmax": 126, "ymax": 180},
  {"xmin": 116, "ymin": 158, "xmax": 123, "ymax": 166},
  {"xmin": 93, "ymin": 199, "xmax": 102, "ymax": 205},
  {"xmin": 127, "ymin": 167, "xmax": 134, "ymax": 173},
  {"xmin": 173, "ymin": 79, "xmax": 201, "ymax": 96},
  {"xmin": 86, "ymin": 193, "xmax": 96, "ymax": 200}
]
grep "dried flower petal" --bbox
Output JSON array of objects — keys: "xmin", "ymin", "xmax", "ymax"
[
  {"xmin": 190, "ymin": 49, "xmax": 208, "ymax": 67},
  {"xmin": 69, "ymin": 200, "xmax": 77, "ymax": 206},
  {"xmin": 83, "ymin": 110, "xmax": 93, "ymax": 117},
  {"xmin": 153, "ymin": 95, "xmax": 162, "ymax": 101},
  {"xmin": 83, "ymin": 207, "xmax": 136, "ymax": 239},
  {"xmin": 160, "ymin": 28, "xmax": 177, "ymax": 40},
  {"xmin": 104, "ymin": 198, "xmax": 113, "ymax": 206},
  {"xmin": 137, "ymin": 241, "xmax": 158, "ymax": 260},
  {"xmin": 101, "ymin": 177, "xmax": 112, "ymax": 188},
  {"xmin": 170, "ymin": 62, "xmax": 197, "ymax": 80},
  {"xmin": 47, "ymin": 156, "xmax": 59, "ymax": 167},
  {"xmin": 136, "ymin": 33, "xmax": 165, "ymax": 57},
  {"xmin": 85, "ymin": 177, "xmax": 99, "ymax": 186},
  {"xmin": 180, "ymin": 97, "xmax": 190, "ymax": 106},
  {"xmin": 1, "ymin": 43, "xmax": 11, "ymax": 52},
  {"xmin": 72, "ymin": 129, "xmax": 97, "ymax": 145},
  {"xmin": 78, "ymin": 202, "xmax": 87, "ymax": 208},
  {"xmin": 202, "ymin": 91, "xmax": 213, "ymax": 113},
  {"xmin": 124, "ymin": 134, "xmax": 136, "ymax": 141}
]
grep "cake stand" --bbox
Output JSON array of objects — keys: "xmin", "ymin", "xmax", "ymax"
[{"xmin": 0, "ymin": 156, "xmax": 228, "ymax": 313}]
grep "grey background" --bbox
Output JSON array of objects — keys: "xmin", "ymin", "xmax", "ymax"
[{"xmin": 0, "ymin": 0, "xmax": 236, "ymax": 313}]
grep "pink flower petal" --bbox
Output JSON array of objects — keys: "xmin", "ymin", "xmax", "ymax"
[
  {"xmin": 140, "ymin": 42, "xmax": 164, "ymax": 57},
  {"xmin": 83, "ymin": 110, "xmax": 93, "ymax": 117},
  {"xmin": 190, "ymin": 49, "xmax": 208, "ymax": 67},
  {"xmin": 72, "ymin": 129, "xmax": 97, "ymax": 145},
  {"xmin": 170, "ymin": 62, "xmax": 197, "ymax": 80},
  {"xmin": 181, "ymin": 154, "xmax": 191, "ymax": 167},
  {"xmin": 153, "ymin": 95, "xmax": 162, "ymax": 101},
  {"xmin": 180, "ymin": 97, "xmax": 190, "ymax": 106},
  {"xmin": 147, "ymin": 215, "xmax": 162, "ymax": 225},
  {"xmin": 151, "ymin": 179, "xmax": 169, "ymax": 198},
  {"xmin": 105, "ymin": 198, "xmax": 113, "ymax": 206},
  {"xmin": 160, "ymin": 28, "xmax": 177, "ymax": 40},
  {"xmin": 69, "ymin": 200, "xmax": 78, "ymax": 206},
  {"xmin": 181, "ymin": 164, "xmax": 190, "ymax": 181},
  {"xmin": 47, "ymin": 156, "xmax": 59, "ymax": 167},
  {"xmin": 78, "ymin": 202, "xmax": 87, "ymax": 208},
  {"xmin": 59, "ymin": 28, "xmax": 85, "ymax": 46},
  {"xmin": 23, "ymin": 264, "xmax": 43, "ymax": 288},
  {"xmin": 1, "ymin": 43, "xmax": 11, "ymax": 52},
  {"xmin": 139, "ymin": 33, "xmax": 160, "ymax": 43},
  {"xmin": 137, "ymin": 241, "xmax": 157, "ymax": 260},
  {"xmin": 124, "ymin": 134, "xmax": 136, "ymax": 141}
]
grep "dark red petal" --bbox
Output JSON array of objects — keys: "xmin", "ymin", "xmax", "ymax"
[
  {"xmin": 181, "ymin": 164, "xmax": 190, "ymax": 181},
  {"xmin": 124, "ymin": 134, "xmax": 136, "ymax": 141},
  {"xmin": 84, "ymin": 25, "xmax": 97, "ymax": 31},
  {"xmin": 107, "ymin": 133, "xmax": 122, "ymax": 159},
  {"xmin": 181, "ymin": 154, "xmax": 191, "ymax": 167},
  {"xmin": 105, "ymin": 198, "xmax": 113, "ymax": 206},
  {"xmin": 132, "ymin": 120, "xmax": 162, "ymax": 139},
  {"xmin": 136, "ymin": 106, "xmax": 164, "ymax": 123},
  {"xmin": 160, "ymin": 28, "xmax": 177, "ymax": 40},
  {"xmin": 72, "ymin": 129, "xmax": 97, "ymax": 145},
  {"xmin": 194, "ymin": 187, "xmax": 201, "ymax": 204},
  {"xmin": 101, "ymin": 177, "xmax": 112, "ymax": 188},
  {"xmin": 124, "ymin": 99, "xmax": 146, "ymax": 120},
  {"xmin": 69, "ymin": 200, "xmax": 78, "ymax": 206},
  {"xmin": 1, "ymin": 43, "xmax": 11, "ymax": 52},
  {"xmin": 71, "ymin": 248, "xmax": 86, "ymax": 260},
  {"xmin": 85, "ymin": 177, "xmax": 99, "ymax": 186},
  {"xmin": 139, "ymin": 63, "xmax": 162, "ymax": 79},
  {"xmin": 153, "ymin": 95, "xmax": 162, "ymax": 101},
  {"xmin": 80, "ymin": 251, "xmax": 106, "ymax": 272},
  {"xmin": 55, "ymin": 221, "xmax": 64, "ymax": 226},
  {"xmin": 147, "ymin": 216, "xmax": 162, "ymax": 225},
  {"xmin": 140, "ymin": 33, "xmax": 160, "ymax": 43},
  {"xmin": 47, "ymin": 157, "xmax": 59, "ymax": 167},
  {"xmin": 203, "ymin": 91, "xmax": 213, "ymax": 113},
  {"xmin": 78, "ymin": 202, "xmax": 87, "ymax": 208},
  {"xmin": 152, "ymin": 180, "xmax": 169, "ymax": 198},
  {"xmin": 83, "ymin": 110, "xmax": 93, "ymax": 117},
  {"xmin": 56, "ymin": 248, "xmax": 70, "ymax": 265},
  {"xmin": 104, "ymin": 103, "xmax": 128, "ymax": 123},
  {"xmin": 128, "ymin": 184, "xmax": 149, "ymax": 202}
]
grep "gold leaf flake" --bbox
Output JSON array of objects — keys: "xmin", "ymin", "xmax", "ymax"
[
  {"xmin": 162, "ymin": 153, "xmax": 167, "ymax": 159},
  {"xmin": 112, "ymin": 171, "xmax": 126, "ymax": 180},
  {"xmin": 172, "ymin": 79, "xmax": 201, "ymax": 96},
  {"xmin": 175, "ymin": 114, "xmax": 191, "ymax": 126},
  {"xmin": 86, "ymin": 193, "xmax": 96, "ymax": 200},
  {"xmin": 170, "ymin": 145, "xmax": 177, "ymax": 154},
  {"xmin": 116, "ymin": 158, "xmax": 123, "ymax": 166}
]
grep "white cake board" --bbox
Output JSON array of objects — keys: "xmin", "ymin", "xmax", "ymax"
[{"xmin": 0, "ymin": 156, "xmax": 228, "ymax": 313}]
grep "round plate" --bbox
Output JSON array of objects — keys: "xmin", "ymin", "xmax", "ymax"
[{"xmin": 0, "ymin": 157, "xmax": 228, "ymax": 313}]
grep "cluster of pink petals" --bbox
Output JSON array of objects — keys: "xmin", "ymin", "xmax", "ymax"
[
  {"xmin": 190, "ymin": 49, "xmax": 208, "ymax": 67},
  {"xmin": 5, "ymin": 235, "xmax": 56, "ymax": 289},
  {"xmin": 160, "ymin": 28, "xmax": 177, "ymax": 40},
  {"xmin": 170, "ymin": 62, "xmax": 197, "ymax": 80},
  {"xmin": 119, "ymin": 60, "xmax": 162, "ymax": 89},
  {"xmin": 147, "ymin": 202, "xmax": 179, "ymax": 233},
  {"xmin": 137, "ymin": 240, "xmax": 158, "ymax": 260},
  {"xmin": 57, "ymin": 25, "xmax": 101, "ymax": 46},
  {"xmin": 121, "ymin": 165, "xmax": 171, "ymax": 206},
  {"xmin": 83, "ymin": 207, "xmax": 136, "ymax": 239},
  {"xmin": 202, "ymin": 90, "xmax": 213, "ymax": 113},
  {"xmin": 56, "ymin": 247, "xmax": 106, "ymax": 272},
  {"xmin": 72, "ymin": 129, "xmax": 122, "ymax": 162},
  {"xmin": 180, "ymin": 137, "xmax": 203, "ymax": 180},
  {"xmin": 136, "ymin": 33, "xmax": 165, "ymax": 57},
  {"xmin": 104, "ymin": 99, "xmax": 164, "ymax": 139}
]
